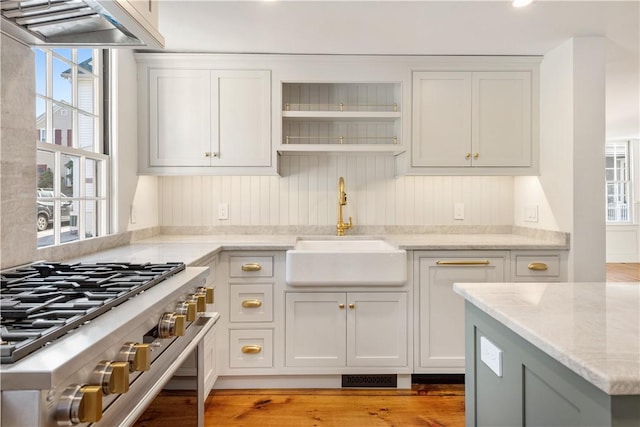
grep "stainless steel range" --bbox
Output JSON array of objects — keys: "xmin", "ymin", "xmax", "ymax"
[{"xmin": 0, "ymin": 261, "xmax": 219, "ymax": 427}]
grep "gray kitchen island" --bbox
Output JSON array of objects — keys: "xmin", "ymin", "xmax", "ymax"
[{"xmin": 454, "ymin": 281, "xmax": 640, "ymax": 427}]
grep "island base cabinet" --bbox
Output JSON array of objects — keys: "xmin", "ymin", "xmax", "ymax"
[
  {"xmin": 285, "ymin": 292, "xmax": 408, "ymax": 368},
  {"xmin": 465, "ymin": 303, "xmax": 640, "ymax": 427}
]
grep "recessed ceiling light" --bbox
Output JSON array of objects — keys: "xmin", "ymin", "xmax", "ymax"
[{"xmin": 513, "ymin": 0, "xmax": 535, "ymax": 7}]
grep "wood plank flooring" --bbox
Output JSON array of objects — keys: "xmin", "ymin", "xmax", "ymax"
[
  {"xmin": 606, "ymin": 263, "xmax": 640, "ymax": 282},
  {"xmin": 135, "ymin": 384, "xmax": 465, "ymax": 427}
]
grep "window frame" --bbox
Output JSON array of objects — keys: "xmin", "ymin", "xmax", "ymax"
[
  {"xmin": 605, "ymin": 140, "xmax": 634, "ymax": 224},
  {"xmin": 35, "ymin": 48, "xmax": 111, "ymax": 247}
]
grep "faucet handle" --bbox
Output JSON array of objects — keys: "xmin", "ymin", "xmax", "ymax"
[{"xmin": 348, "ymin": 216, "xmax": 353, "ymax": 226}]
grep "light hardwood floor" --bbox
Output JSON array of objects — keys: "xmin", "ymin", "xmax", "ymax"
[
  {"xmin": 135, "ymin": 385, "xmax": 465, "ymax": 427},
  {"xmin": 606, "ymin": 263, "xmax": 640, "ymax": 282}
]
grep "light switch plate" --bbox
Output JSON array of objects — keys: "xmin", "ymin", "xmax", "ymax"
[
  {"xmin": 480, "ymin": 336, "xmax": 503, "ymax": 377},
  {"xmin": 454, "ymin": 203, "xmax": 464, "ymax": 220}
]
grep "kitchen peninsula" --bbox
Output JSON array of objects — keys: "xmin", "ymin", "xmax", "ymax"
[{"xmin": 454, "ymin": 281, "xmax": 640, "ymax": 427}]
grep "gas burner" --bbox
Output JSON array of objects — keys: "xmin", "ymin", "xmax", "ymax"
[{"xmin": 0, "ymin": 261, "xmax": 185, "ymax": 364}]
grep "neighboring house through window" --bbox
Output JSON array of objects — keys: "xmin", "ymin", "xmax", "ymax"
[
  {"xmin": 606, "ymin": 141, "xmax": 633, "ymax": 223},
  {"xmin": 35, "ymin": 48, "xmax": 110, "ymax": 247}
]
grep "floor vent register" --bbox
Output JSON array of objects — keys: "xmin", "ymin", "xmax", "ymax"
[{"xmin": 341, "ymin": 374, "xmax": 397, "ymax": 388}]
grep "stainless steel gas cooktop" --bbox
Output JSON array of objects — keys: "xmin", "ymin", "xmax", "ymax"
[{"xmin": 0, "ymin": 261, "xmax": 185, "ymax": 364}]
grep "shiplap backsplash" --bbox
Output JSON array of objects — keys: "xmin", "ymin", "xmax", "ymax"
[{"xmin": 159, "ymin": 155, "xmax": 514, "ymax": 227}]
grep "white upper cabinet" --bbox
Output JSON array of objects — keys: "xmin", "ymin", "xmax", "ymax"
[
  {"xmin": 137, "ymin": 55, "xmax": 273, "ymax": 175},
  {"xmin": 149, "ymin": 69, "xmax": 212, "ymax": 167},
  {"xmin": 472, "ymin": 72, "xmax": 532, "ymax": 167},
  {"xmin": 411, "ymin": 66, "xmax": 538, "ymax": 175}
]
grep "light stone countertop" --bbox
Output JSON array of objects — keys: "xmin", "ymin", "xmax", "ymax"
[
  {"xmin": 454, "ymin": 281, "xmax": 640, "ymax": 395},
  {"xmin": 70, "ymin": 232, "xmax": 568, "ymax": 266}
]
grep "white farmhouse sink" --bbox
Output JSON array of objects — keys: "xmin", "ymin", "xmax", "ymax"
[{"xmin": 285, "ymin": 237, "xmax": 407, "ymax": 286}]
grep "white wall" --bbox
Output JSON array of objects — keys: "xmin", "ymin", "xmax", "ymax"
[
  {"xmin": 113, "ymin": 49, "xmax": 159, "ymax": 232},
  {"xmin": 514, "ymin": 37, "xmax": 606, "ymax": 281},
  {"xmin": 159, "ymin": 156, "xmax": 514, "ymax": 227}
]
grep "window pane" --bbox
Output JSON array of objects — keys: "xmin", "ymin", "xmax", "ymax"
[
  {"xmin": 85, "ymin": 158, "xmax": 98, "ymax": 198},
  {"xmin": 77, "ymin": 49, "xmax": 94, "ymax": 74},
  {"xmin": 85, "ymin": 200, "xmax": 98, "ymax": 239},
  {"xmin": 78, "ymin": 111, "xmax": 96, "ymax": 151},
  {"xmin": 53, "ymin": 48, "xmax": 72, "ymax": 60},
  {"xmin": 52, "ymin": 102, "xmax": 72, "ymax": 147},
  {"xmin": 36, "ymin": 151, "xmax": 54, "ymax": 190},
  {"xmin": 52, "ymin": 57, "xmax": 72, "ymax": 106},
  {"xmin": 61, "ymin": 154, "xmax": 79, "ymax": 196}
]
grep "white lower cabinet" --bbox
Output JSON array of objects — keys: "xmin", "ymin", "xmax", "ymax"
[
  {"xmin": 415, "ymin": 251, "xmax": 507, "ymax": 373},
  {"xmin": 203, "ymin": 327, "xmax": 218, "ymax": 394},
  {"xmin": 285, "ymin": 292, "xmax": 407, "ymax": 368}
]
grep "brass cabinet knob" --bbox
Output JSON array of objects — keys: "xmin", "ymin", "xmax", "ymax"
[
  {"xmin": 118, "ymin": 342, "xmax": 150, "ymax": 372},
  {"xmin": 473, "ymin": 152, "xmax": 479, "ymax": 159},
  {"xmin": 465, "ymin": 153, "xmax": 471, "ymax": 160},
  {"xmin": 241, "ymin": 263, "xmax": 262, "ymax": 272},
  {"xmin": 56, "ymin": 384, "xmax": 103, "ymax": 425},
  {"xmin": 528, "ymin": 262, "xmax": 548, "ymax": 271},
  {"xmin": 197, "ymin": 286, "xmax": 215, "ymax": 304},
  {"xmin": 91, "ymin": 361, "xmax": 130, "ymax": 395},
  {"xmin": 241, "ymin": 345, "xmax": 262, "ymax": 354},
  {"xmin": 241, "ymin": 299, "xmax": 263, "ymax": 308},
  {"xmin": 204, "ymin": 152, "xmax": 211, "ymax": 157},
  {"xmin": 339, "ymin": 303, "xmax": 345, "ymax": 309},
  {"xmin": 348, "ymin": 303, "xmax": 355, "ymax": 309}
]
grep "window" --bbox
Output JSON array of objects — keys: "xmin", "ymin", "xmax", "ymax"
[
  {"xmin": 35, "ymin": 48, "xmax": 110, "ymax": 247},
  {"xmin": 606, "ymin": 141, "xmax": 632, "ymax": 223}
]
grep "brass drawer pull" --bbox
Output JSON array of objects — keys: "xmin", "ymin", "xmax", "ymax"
[
  {"xmin": 528, "ymin": 262, "xmax": 548, "ymax": 271},
  {"xmin": 435, "ymin": 260, "xmax": 490, "ymax": 266},
  {"xmin": 339, "ymin": 303, "xmax": 345, "ymax": 309},
  {"xmin": 241, "ymin": 345, "xmax": 262, "ymax": 354},
  {"xmin": 241, "ymin": 299, "xmax": 263, "ymax": 308},
  {"xmin": 348, "ymin": 303, "xmax": 355, "ymax": 309},
  {"xmin": 241, "ymin": 263, "xmax": 262, "ymax": 272}
]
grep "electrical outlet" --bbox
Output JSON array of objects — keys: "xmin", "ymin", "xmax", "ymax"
[
  {"xmin": 218, "ymin": 203, "xmax": 229, "ymax": 220},
  {"xmin": 454, "ymin": 203, "xmax": 464, "ymax": 220},
  {"xmin": 524, "ymin": 205, "xmax": 538, "ymax": 222},
  {"xmin": 480, "ymin": 336, "xmax": 503, "ymax": 377}
]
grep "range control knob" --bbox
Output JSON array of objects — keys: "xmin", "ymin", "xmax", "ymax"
[
  {"xmin": 118, "ymin": 342, "xmax": 151, "ymax": 372},
  {"xmin": 196, "ymin": 286, "xmax": 215, "ymax": 304},
  {"xmin": 91, "ymin": 361, "xmax": 130, "ymax": 395},
  {"xmin": 157, "ymin": 313, "xmax": 186, "ymax": 338},
  {"xmin": 56, "ymin": 384, "xmax": 102, "ymax": 425},
  {"xmin": 176, "ymin": 300, "xmax": 197, "ymax": 322},
  {"xmin": 188, "ymin": 294, "xmax": 206, "ymax": 313}
]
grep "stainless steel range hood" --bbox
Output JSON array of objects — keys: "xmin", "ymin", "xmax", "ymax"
[{"xmin": 1, "ymin": 0, "xmax": 164, "ymax": 48}]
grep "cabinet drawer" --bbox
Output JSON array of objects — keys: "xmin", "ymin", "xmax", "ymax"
[
  {"xmin": 229, "ymin": 256, "xmax": 273, "ymax": 278},
  {"xmin": 229, "ymin": 284, "xmax": 273, "ymax": 323},
  {"xmin": 515, "ymin": 255, "xmax": 560, "ymax": 279},
  {"xmin": 229, "ymin": 329, "xmax": 273, "ymax": 368}
]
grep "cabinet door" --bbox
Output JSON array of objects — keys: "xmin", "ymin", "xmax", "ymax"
[
  {"xmin": 149, "ymin": 69, "xmax": 212, "ymax": 166},
  {"xmin": 213, "ymin": 70, "xmax": 271, "ymax": 167},
  {"xmin": 346, "ymin": 292, "xmax": 407, "ymax": 367},
  {"xmin": 285, "ymin": 293, "xmax": 346, "ymax": 367},
  {"xmin": 203, "ymin": 327, "xmax": 217, "ymax": 396},
  {"xmin": 472, "ymin": 72, "xmax": 532, "ymax": 167},
  {"xmin": 418, "ymin": 254, "xmax": 506, "ymax": 371},
  {"xmin": 412, "ymin": 72, "xmax": 472, "ymax": 167}
]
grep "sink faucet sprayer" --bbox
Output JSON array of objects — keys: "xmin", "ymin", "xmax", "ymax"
[{"xmin": 336, "ymin": 176, "xmax": 353, "ymax": 236}]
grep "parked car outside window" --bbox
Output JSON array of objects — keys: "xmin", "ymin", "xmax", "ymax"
[{"xmin": 37, "ymin": 188, "xmax": 72, "ymax": 231}]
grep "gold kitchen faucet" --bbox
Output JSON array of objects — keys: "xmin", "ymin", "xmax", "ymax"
[{"xmin": 336, "ymin": 176, "xmax": 353, "ymax": 236}]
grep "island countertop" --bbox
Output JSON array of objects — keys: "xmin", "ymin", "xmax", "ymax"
[{"xmin": 453, "ymin": 281, "xmax": 640, "ymax": 395}]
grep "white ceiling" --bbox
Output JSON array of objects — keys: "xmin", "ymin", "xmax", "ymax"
[{"xmin": 156, "ymin": 0, "xmax": 640, "ymax": 139}]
